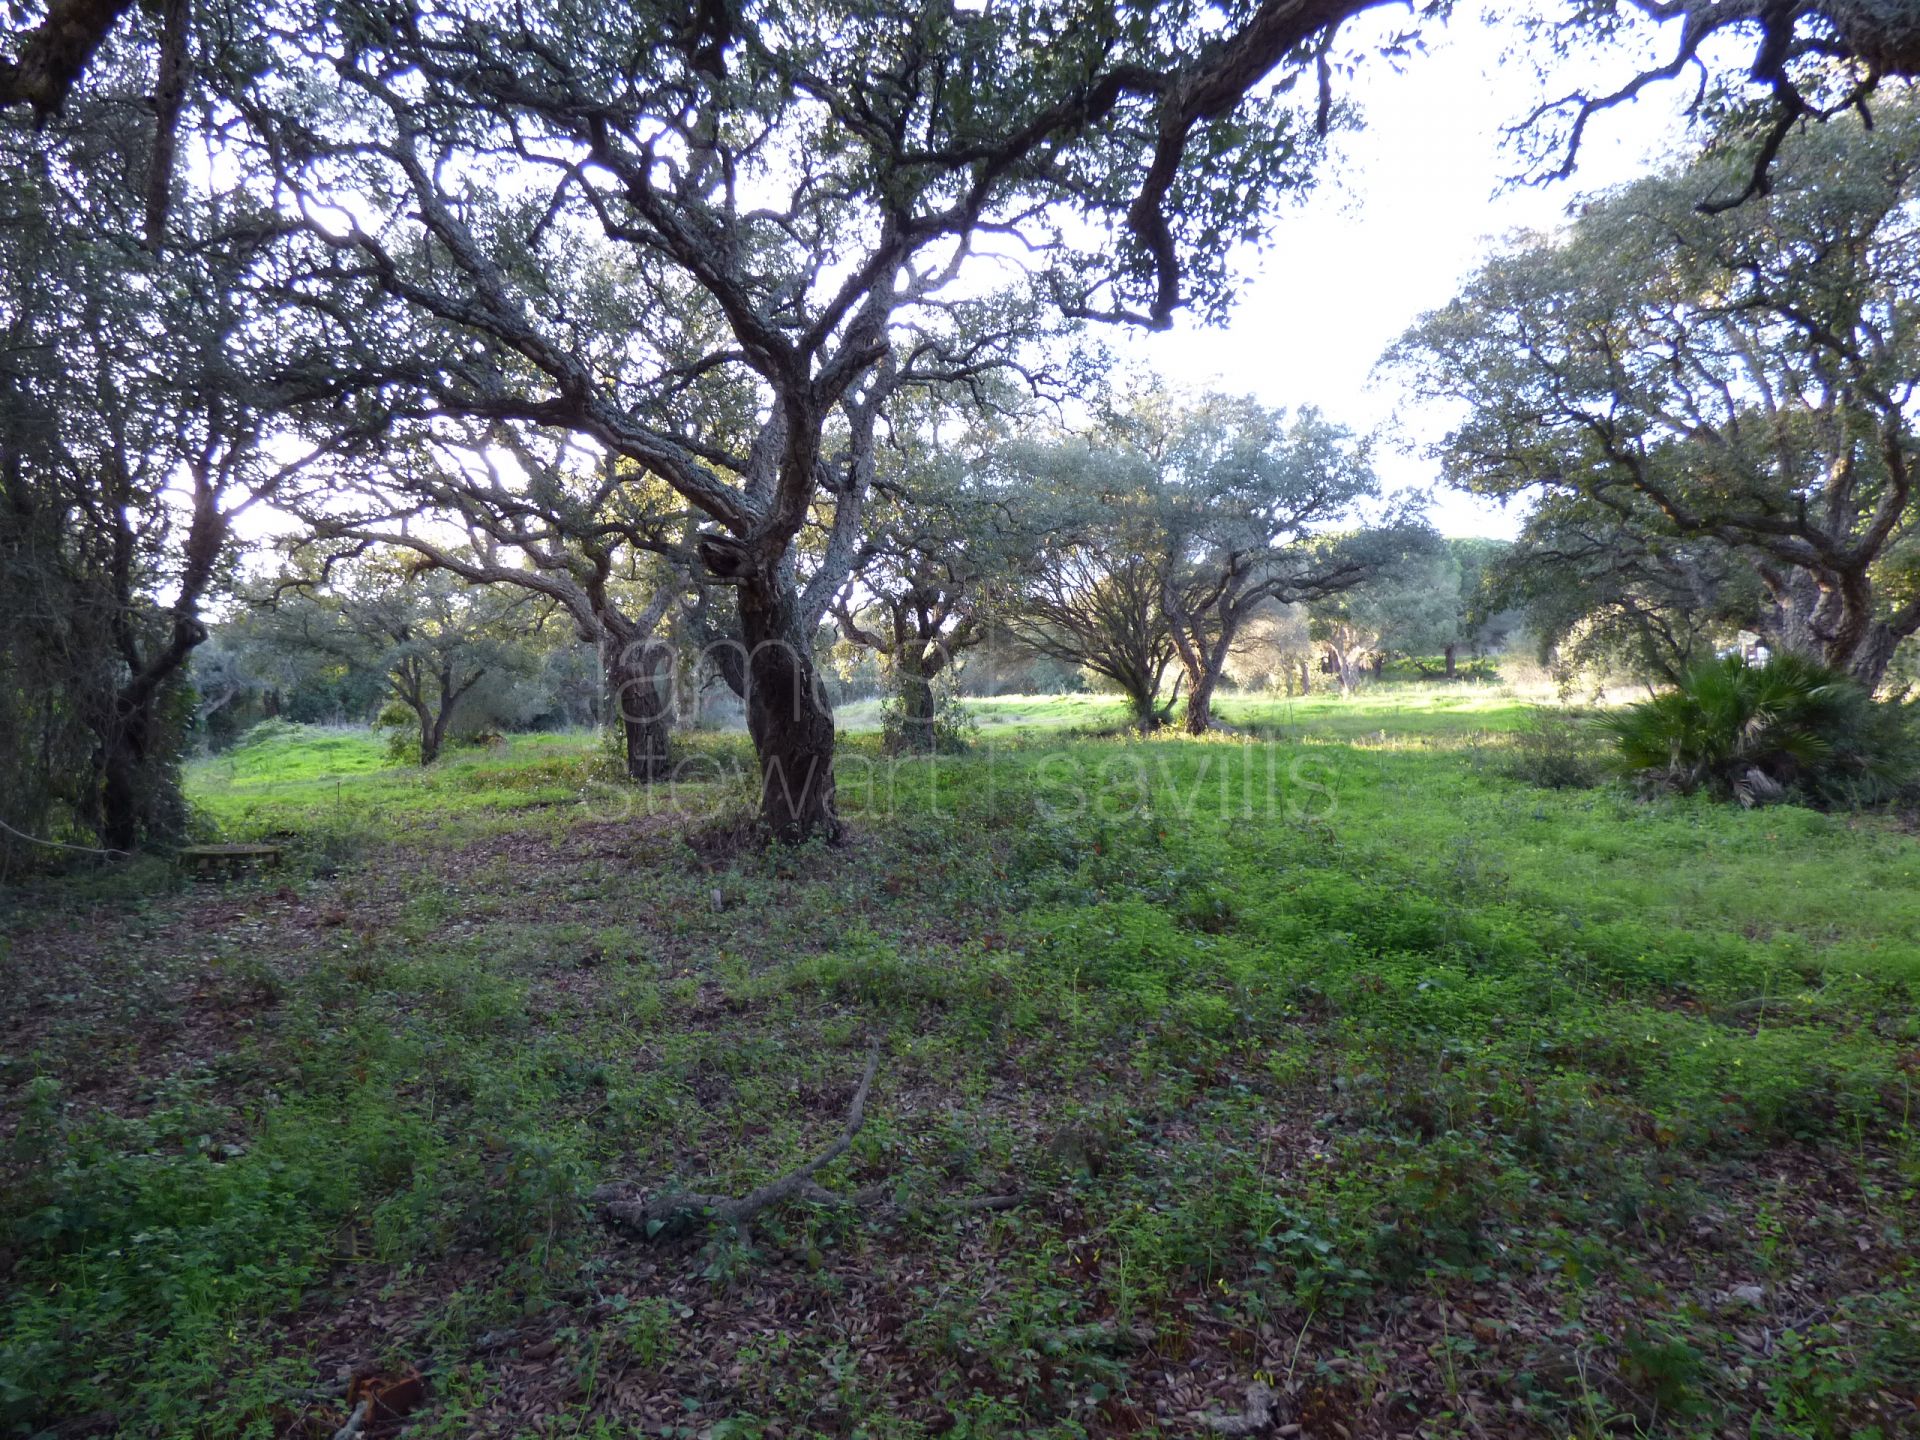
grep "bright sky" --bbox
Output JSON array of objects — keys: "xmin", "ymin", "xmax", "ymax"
[{"xmin": 1121, "ymin": 10, "xmax": 1704, "ymax": 539}]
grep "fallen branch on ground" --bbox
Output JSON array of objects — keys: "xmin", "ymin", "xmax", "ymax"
[
  {"xmin": 329, "ymin": 1398, "xmax": 373, "ymax": 1440},
  {"xmin": 593, "ymin": 1042, "xmax": 1028, "ymax": 1238},
  {"xmin": 945, "ymin": 1191, "xmax": 1025, "ymax": 1213},
  {"xmin": 595, "ymin": 1042, "xmax": 884, "ymax": 1237}
]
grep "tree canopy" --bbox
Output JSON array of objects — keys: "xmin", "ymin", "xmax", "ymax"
[
  {"xmin": 994, "ymin": 393, "xmax": 1390, "ymax": 729},
  {"xmin": 1395, "ymin": 101, "xmax": 1920, "ymax": 688}
]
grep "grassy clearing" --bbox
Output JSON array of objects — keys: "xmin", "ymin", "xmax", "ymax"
[
  {"xmin": 3, "ymin": 691, "xmax": 1918, "ymax": 1438},
  {"xmin": 189, "ymin": 723, "xmax": 606, "ymax": 835},
  {"xmin": 833, "ymin": 692, "xmax": 1139, "ymax": 734},
  {"xmin": 834, "ymin": 683, "xmax": 1548, "ymax": 742}
]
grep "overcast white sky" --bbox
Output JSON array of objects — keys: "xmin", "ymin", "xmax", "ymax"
[{"xmin": 1117, "ymin": 10, "xmax": 1705, "ymax": 538}]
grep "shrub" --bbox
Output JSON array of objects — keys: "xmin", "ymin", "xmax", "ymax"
[
  {"xmin": 879, "ymin": 688, "xmax": 977, "ymax": 755},
  {"xmin": 1599, "ymin": 654, "xmax": 1916, "ymax": 807},
  {"xmin": 1502, "ymin": 705, "xmax": 1609, "ymax": 789},
  {"xmin": 372, "ymin": 700, "xmax": 421, "ymax": 764}
]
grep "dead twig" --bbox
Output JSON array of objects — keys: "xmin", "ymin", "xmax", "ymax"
[{"xmin": 594, "ymin": 1043, "xmax": 1031, "ymax": 1238}]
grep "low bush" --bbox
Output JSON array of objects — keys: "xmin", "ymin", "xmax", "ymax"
[
  {"xmin": 373, "ymin": 701, "xmax": 423, "ymax": 764},
  {"xmin": 1599, "ymin": 654, "xmax": 1916, "ymax": 807},
  {"xmin": 1501, "ymin": 704, "xmax": 1609, "ymax": 789},
  {"xmin": 879, "ymin": 688, "xmax": 978, "ymax": 755}
]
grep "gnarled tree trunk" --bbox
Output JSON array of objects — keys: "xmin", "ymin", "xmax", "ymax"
[
  {"xmin": 605, "ymin": 632, "xmax": 673, "ymax": 781},
  {"xmin": 97, "ymin": 699, "xmax": 150, "ymax": 854},
  {"xmin": 94, "ymin": 599, "xmax": 211, "ymax": 850},
  {"xmin": 1182, "ymin": 670, "xmax": 1217, "ymax": 736},
  {"xmin": 1324, "ymin": 646, "xmax": 1360, "ymax": 697},
  {"xmin": 416, "ymin": 703, "xmax": 442, "ymax": 766},
  {"xmin": 1762, "ymin": 565, "xmax": 1912, "ymax": 692},
  {"xmin": 895, "ymin": 657, "xmax": 937, "ymax": 753},
  {"xmin": 701, "ymin": 534, "xmax": 839, "ymax": 842},
  {"xmin": 739, "ymin": 578, "xmax": 837, "ymax": 841},
  {"xmin": 1847, "ymin": 626, "xmax": 1900, "ymax": 692}
]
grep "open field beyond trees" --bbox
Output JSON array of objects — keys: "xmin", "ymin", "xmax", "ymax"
[{"xmin": 4, "ymin": 688, "xmax": 1918, "ymax": 1439}]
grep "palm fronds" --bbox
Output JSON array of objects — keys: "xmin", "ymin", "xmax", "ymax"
[{"xmin": 1598, "ymin": 654, "xmax": 1915, "ymax": 807}]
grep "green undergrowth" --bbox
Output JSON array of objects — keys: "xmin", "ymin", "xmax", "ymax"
[{"xmin": 3, "ymin": 705, "xmax": 1917, "ymax": 1438}]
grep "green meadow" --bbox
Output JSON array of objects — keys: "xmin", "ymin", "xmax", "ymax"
[{"xmin": 3, "ymin": 686, "xmax": 1917, "ymax": 1438}]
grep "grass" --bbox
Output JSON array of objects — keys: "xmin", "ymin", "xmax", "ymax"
[
  {"xmin": 831, "ymin": 682, "xmax": 1546, "ymax": 742},
  {"xmin": 190, "ymin": 722, "xmax": 604, "ymax": 830},
  {"xmin": 3, "ymin": 685, "xmax": 1918, "ymax": 1439},
  {"xmin": 832, "ymin": 691, "xmax": 1138, "ymax": 735}
]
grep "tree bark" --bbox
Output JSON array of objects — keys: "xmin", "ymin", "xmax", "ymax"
[
  {"xmin": 1443, "ymin": 642, "xmax": 1457, "ymax": 680},
  {"xmin": 93, "ymin": 612, "xmax": 207, "ymax": 850},
  {"xmin": 712, "ymin": 554, "xmax": 838, "ymax": 843},
  {"xmin": 1761, "ymin": 566, "xmax": 1911, "ymax": 691},
  {"xmin": 1847, "ymin": 624, "xmax": 1899, "ymax": 692},
  {"xmin": 97, "ymin": 699, "xmax": 148, "ymax": 854},
  {"xmin": 1326, "ymin": 647, "xmax": 1358, "ymax": 697},
  {"xmin": 415, "ymin": 704, "xmax": 440, "ymax": 765},
  {"xmin": 1182, "ymin": 671, "xmax": 1216, "ymax": 735},
  {"xmin": 605, "ymin": 635, "xmax": 673, "ymax": 781},
  {"xmin": 895, "ymin": 659, "xmax": 937, "ymax": 753},
  {"xmin": 1126, "ymin": 684, "xmax": 1164, "ymax": 733},
  {"xmin": 0, "ymin": 0, "xmax": 136, "ymax": 114}
]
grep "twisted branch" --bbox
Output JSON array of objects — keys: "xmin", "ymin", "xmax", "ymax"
[{"xmin": 595, "ymin": 1042, "xmax": 883, "ymax": 1236}]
